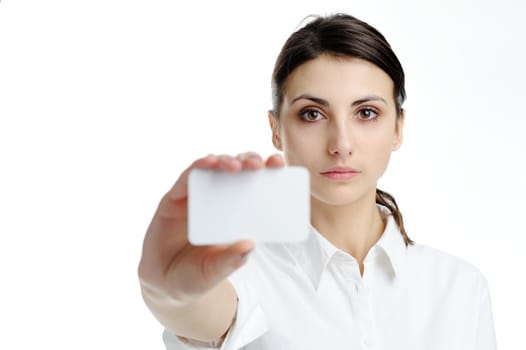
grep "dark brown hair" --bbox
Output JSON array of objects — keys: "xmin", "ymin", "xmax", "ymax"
[{"xmin": 270, "ymin": 13, "xmax": 413, "ymax": 246}]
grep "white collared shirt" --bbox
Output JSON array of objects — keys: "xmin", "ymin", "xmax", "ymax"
[{"xmin": 163, "ymin": 207, "xmax": 497, "ymax": 349}]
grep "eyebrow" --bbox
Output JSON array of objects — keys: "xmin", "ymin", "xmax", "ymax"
[{"xmin": 291, "ymin": 94, "xmax": 388, "ymax": 107}]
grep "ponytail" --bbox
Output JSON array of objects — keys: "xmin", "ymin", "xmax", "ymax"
[{"xmin": 376, "ymin": 189, "xmax": 414, "ymax": 246}]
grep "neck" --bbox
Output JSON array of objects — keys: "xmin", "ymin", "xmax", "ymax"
[{"xmin": 310, "ymin": 191, "xmax": 386, "ymax": 274}]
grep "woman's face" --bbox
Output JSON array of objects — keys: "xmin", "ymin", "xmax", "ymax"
[{"xmin": 269, "ymin": 55, "xmax": 404, "ymax": 207}]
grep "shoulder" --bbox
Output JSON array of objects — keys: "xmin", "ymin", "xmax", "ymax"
[{"xmin": 405, "ymin": 242, "xmax": 490, "ymax": 294}]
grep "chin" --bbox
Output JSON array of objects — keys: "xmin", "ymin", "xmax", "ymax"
[
  {"xmin": 311, "ymin": 180, "xmax": 376, "ymax": 207},
  {"xmin": 311, "ymin": 189, "xmax": 363, "ymax": 207}
]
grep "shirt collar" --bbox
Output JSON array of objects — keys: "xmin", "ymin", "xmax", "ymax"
[
  {"xmin": 374, "ymin": 205, "xmax": 408, "ymax": 278},
  {"xmin": 285, "ymin": 205, "xmax": 408, "ymax": 290}
]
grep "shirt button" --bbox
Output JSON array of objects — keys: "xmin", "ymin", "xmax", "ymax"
[
  {"xmin": 355, "ymin": 283, "xmax": 370, "ymax": 296},
  {"xmin": 361, "ymin": 285, "xmax": 370, "ymax": 296},
  {"xmin": 363, "ymin": 336, "xmax": 376, "ymax": 348}
]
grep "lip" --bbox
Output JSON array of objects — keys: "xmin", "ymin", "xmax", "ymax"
[{"xmin": 320, "ymin": 166, "xmax": 361, "ymax": 180}]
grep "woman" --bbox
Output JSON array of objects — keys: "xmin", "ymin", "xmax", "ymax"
[{"xmin": 138, "ymin": 13, "xmax": 497, "ymax": 349}]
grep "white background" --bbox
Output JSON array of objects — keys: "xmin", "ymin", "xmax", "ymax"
[{"xmin": 1, "ymin": 0, "xmax": 524, "ymax": 348}]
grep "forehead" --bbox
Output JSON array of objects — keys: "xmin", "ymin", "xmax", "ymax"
[{"xmin": 282, "ymin": 55, "xmax": 395, "ymax": 105}]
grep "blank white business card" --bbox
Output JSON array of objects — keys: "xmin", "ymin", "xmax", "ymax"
[{"xmin": 188, "ymin": 166, "xmax": 310, "ymax": 245}]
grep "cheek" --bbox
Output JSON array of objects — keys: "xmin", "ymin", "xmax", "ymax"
[
  {"xmin": 281, "ymin": 130, "xmax": 306, "ymax": 164},
  {"xmin": 280, "ymin": 124, "xmax": 321, "ymax": 165},
  {"xmin": 361, "ymin": 130, "xmax": 393, "ymax": 152},
  {"xmin": 359, "ymin": 129, "xmax": 395, "ymax": 172}
]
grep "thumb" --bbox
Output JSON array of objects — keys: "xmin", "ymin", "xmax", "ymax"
[{"xmin": 202, "ymin": 240, "xmax": 255, "ymax": 284}]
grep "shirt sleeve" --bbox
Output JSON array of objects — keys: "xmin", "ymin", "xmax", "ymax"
[
  {"xmin": 163, "ymin": 255, "xmax": 269, "ymax": 350},
  {"xmin": 475, "ymin": 276, "xmax": 497, "ymax": 350}
]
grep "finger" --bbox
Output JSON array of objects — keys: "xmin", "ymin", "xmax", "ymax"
[
  {"xmin": 217, "ymin": 155, "xmax": 242, "ymax": 172},
  {"xmin": 236, "ymin": 152, "xmax": 264, "ymax": 170},
  {"xmin": 159, "ymin": 154, "xmax": 244, "ymax": 220},
  {"xmin": 170, "ymin": 154, "xmax": 220, "ymax": 202},
  {"xmin": 265, "ymin": 153, "xmax": 286, "ymax": 168},
  {"xmin": 167, "ymin": 240, "xmax": 256, "ymax": 296},
  {"xmin": 200, "ymin": 240, "xmax": 256, "ymax": 284}
]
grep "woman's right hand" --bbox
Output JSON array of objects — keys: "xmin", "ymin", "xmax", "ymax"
[{"xmin": 138, "ymin": 152, "xmax": 285, "ymax": 308}]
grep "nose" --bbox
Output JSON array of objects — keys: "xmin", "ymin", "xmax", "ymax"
[{"xmin": 327, "ymin": 120, "xmax": 353, "ymax": 156}]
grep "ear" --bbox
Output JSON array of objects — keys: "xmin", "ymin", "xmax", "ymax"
[
  {"xmin": 392, "ymin": 110, "xmax": 405, "ymax": 151},
  {"xmin": 268, "ymin": 111, "xmax": 283, "ymax": 151}
]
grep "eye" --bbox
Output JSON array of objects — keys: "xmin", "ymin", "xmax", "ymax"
[
  {"xmin": 299, "ymin": 108, "xmax": 324, "ymax": 122},
  {"xmin": 357, "ymin": 108, "xmax": 379, "ymax": 121}
]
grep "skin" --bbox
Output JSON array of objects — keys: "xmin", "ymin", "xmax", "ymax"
[{"xmin": 269, "ymin": 54, "xmax": 404, "ymax": 274}]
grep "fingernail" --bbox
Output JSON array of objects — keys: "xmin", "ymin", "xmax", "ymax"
[
  {"xmin": 239, "ymin": 248, "xmax": 254, "ymax": 259},
  {"xmin": 237, "ymin": 153, "xmax": 249, "ymax": 161},
  {"xmin": 220, "ymin": 155, "xmax": 234, "ymax": 161}
]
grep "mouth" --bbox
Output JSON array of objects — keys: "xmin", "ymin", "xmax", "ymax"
[{"xmin": 320, "ymin": 166, "xmax": 361, "ymax": 180}]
